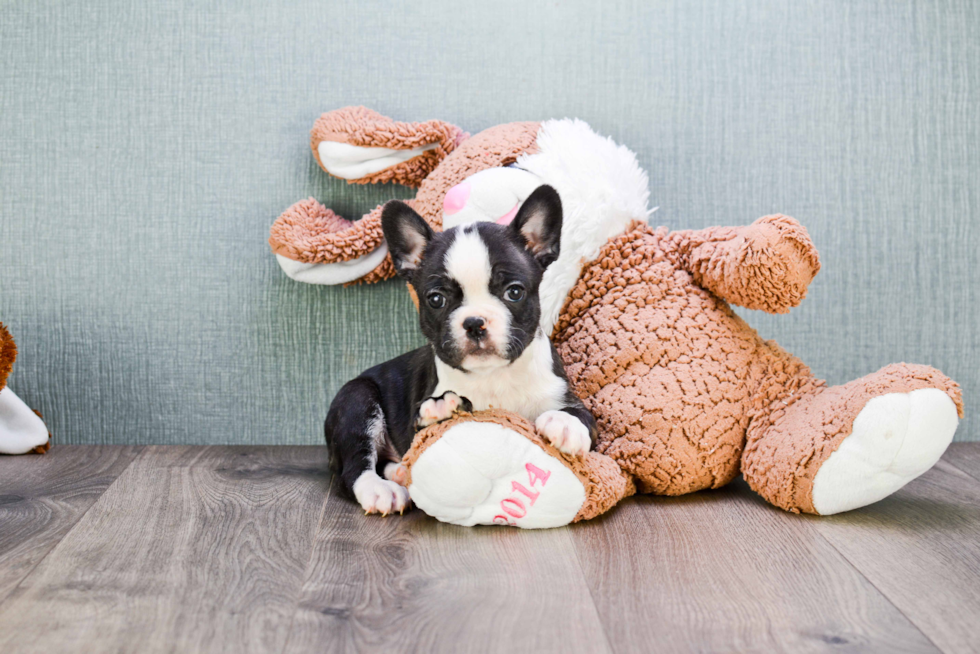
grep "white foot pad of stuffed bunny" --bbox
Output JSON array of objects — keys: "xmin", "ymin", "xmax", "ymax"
[
  {"xmin": 408, "ymin": 421, "xmax": 586, "ymax": 528},
  {"xmin": 353, "ymin": 471, "xmax": 411, "ymax": 516},
  {"xmin": 535, "ymin": 410, "xmax": 591, "ymax": 458},
  {"xmin": 811, "ymin": 388, "xmax": 958, "ymax": 515}
]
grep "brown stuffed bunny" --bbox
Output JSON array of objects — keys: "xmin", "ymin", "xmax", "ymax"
[
  {"xmin": 270, "ymin": 108, "xmax": 962, "ymax": 527},
  {"xmin": 0, "ymin": 323, "xmax": 50, "ymax": 455}
]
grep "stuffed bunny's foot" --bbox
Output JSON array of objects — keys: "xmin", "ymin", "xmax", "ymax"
[
  {"xmin": 408, "ymin": 420, "xmax": 586, "ymax": 528},
  {"xmin": 811, "ymin": 388, "xmax": 958, "ymax": 515},
  {"xmin": 742, "ymin": 363, "xmax": 962, "ymax": 515}
]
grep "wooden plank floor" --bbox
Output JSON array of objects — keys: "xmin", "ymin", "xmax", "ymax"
[{"xmin": 1, "ymin": 446, "xmax": 979, "ymax": 653}]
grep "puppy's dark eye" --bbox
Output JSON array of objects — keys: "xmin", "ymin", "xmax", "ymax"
[
  {"xmin": 504, "ymin": 284, "xmax": 525, "ymax": 303},
  {"xmin": 427, "ymin": 292, "xmax": 447, "ymax": 309}
]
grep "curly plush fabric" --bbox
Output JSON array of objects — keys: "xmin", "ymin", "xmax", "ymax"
[
  {"xmin": 310, "ymin": 106, "xmax": 469, "ymax": 187},
  {"xmin": 666, "ymin": 214, "xmax": 821, "ymax": 314},
  {"xmin": 269, "ymin": 197, "xmax": 374, "ymax": 263},
  {"xmin": 742, "ymin": 362, "xmax": 963, "ymax": 513},
  {"xmin": 553, "ymin": 221, "xmax": 962, "ymax": 508},
  {"xmin": 268, "ymin": 197, "xmax": 397, "ymax": 283},
  {"xmin": 0, "ymin": 323, "xmax": 16, "ymax": 392},
  {"xmin": 555, "ymin": 221, "xmax": 804, "ymax": 494}
]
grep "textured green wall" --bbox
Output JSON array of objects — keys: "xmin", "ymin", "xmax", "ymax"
[{"xmin": 1, "ymin": 0, "xmax": 977, "ymax": 444}]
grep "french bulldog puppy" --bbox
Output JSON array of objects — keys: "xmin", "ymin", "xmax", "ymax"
[{"xmin": 325, "ymin": 185, "xmax": 597, "ymax": 514}]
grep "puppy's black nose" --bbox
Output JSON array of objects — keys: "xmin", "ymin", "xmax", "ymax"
[{"xmin": 463, "ymin": 316, "xmax": 487, "ymax": 341}]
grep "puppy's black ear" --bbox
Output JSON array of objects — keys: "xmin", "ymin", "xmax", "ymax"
[
  {"xmin": 382, "ymin": 201, "xmax": 434, "ymax": 280},
  {"xmin": 510, "ymin": 185, "xmax": 562, "ymax": 269}
]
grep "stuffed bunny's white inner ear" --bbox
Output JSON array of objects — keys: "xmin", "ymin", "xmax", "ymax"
[
  {"xmin": 319, "ymin": 141, "xmax": 439, "ymax": 179},
  {"xmin": 275, "ymin": 241, "xmax": 389, "ymax": 285}
]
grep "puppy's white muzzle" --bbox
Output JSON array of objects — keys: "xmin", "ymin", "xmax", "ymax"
[{"xmin": 452, "ymin": 303, "xmax": 511, "ymax": 362}]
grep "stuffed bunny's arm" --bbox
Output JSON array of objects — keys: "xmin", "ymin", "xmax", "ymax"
[{"xmin": 666, "ymin": 215, "xmax": 820, "ymax": 314}]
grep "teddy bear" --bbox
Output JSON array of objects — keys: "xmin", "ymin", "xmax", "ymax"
[
  {"xmin": 0, "ymin": 323, "xmax": 50, "ymax": 455},
  {"xmin": 269, "ymin": 107, "xmax": 963, "ymax": 528}
]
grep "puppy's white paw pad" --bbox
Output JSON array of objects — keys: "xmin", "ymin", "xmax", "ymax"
[
  {"xmin": 353, "ymin": 472, "xmax": 411, "ymax": 516},
  {"xmin": 535, "ymin": 410, "xmax": 591, "ymax": 458},
  {"xmin": 417, "ymin": 392, "xmax": 466, "ymax": 428}
]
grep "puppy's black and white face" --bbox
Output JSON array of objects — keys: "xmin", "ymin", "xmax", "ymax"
[{"xmin": 382, "ymin": 185, "xmax": 562, "ymax": 373}]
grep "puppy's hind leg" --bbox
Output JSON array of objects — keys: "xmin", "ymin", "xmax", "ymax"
[{"xmin": 325, "ymin": 380, "xmax": 410, "ymax": 515}]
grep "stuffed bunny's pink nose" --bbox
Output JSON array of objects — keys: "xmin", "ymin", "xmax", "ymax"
[{"xmin": 443, "ymin": 181, "xmax": 471, "ymax": 215}]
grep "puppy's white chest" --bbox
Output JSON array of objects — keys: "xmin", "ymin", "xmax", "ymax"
[{"xmin": 432, "ymin": 335, "xmax": 567, "ymax": 420}]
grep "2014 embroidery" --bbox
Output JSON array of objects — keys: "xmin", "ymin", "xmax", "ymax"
[{"xmin": 493, "ymin": 462, "xmax": 551, "ymax": 525}]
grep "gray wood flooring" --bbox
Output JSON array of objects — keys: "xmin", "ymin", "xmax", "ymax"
[{"xmin": 1, "ymin": 444, "xmax": 978, "ymax": 653}]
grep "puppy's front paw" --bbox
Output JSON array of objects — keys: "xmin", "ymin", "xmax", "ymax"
[
  {"xmin": 416, "ymin": 392, "xmax": 471, "ymax": 429},
  {"xmin": 535, "ymin": 410, "xmax": 591, "ymax": 458},
  {"xmin": 353, "ymin": 471, "xmax": 411, "ymax": 516}
]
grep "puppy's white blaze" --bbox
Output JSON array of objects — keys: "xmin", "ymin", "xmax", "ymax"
[
  {"xmin": 443, "ymin": 229, "xmax": 512, "ymax": 360},
  {"xmin": 444, "ymin": 227, "xmax": 492, "ymax": 296}
]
